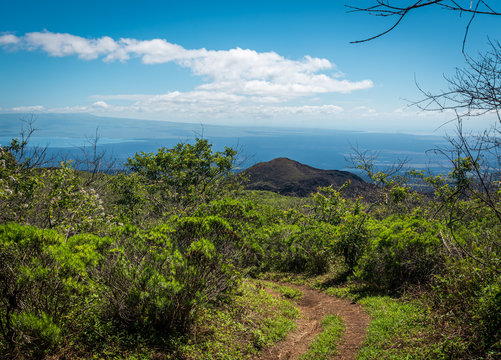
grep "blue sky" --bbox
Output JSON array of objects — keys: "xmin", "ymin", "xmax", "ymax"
[{"xmin": 0, "ymin": 0, "xmax": 499, "ymax": 134}]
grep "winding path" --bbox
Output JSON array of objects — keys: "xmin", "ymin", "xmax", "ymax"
[{"xmin": 258, "ymin": 283, "xmax": 370, "ymax": 360}]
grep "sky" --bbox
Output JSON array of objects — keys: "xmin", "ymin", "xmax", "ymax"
[{"xmin": 0, "ymin": 0, "xmax": 500, "ymax": 134}]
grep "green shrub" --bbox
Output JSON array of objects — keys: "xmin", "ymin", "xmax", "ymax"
[
  {"xmin": 196, "ymin": 197, "xmax": 269, "ymax": 268},
  {"xmin": 249, "ymin": 213, "xmax": 335, "ymax": 275},
  {"xmin": 196, "ymin": 199, "xmax": 334, "ymax": 274},
  {"xmin": 355, "ymin": 215, "xmax": 444, "ymax": 290},
  {"xmin": 1, "ymin": 152, "xmax": 110, "ymax": 235},
  {"xmin": 0, "ymin": 223, "xmax": 107, "ymax": 358},
  {"xmin": 427, "ymin": 259, "xmax": 501, "ymax": 358},
  {"xmin": 10, "ymin": 312, "xmax": 61, "ymax": 357},
  {"xmin": 307, "ymin": 186, "xmax": 369, "ymax": 273},
  {"xmin": 107, "ymin": 172, "xmax": 150, "ymax": 224},
  {"xmin": 125, "ymin": 138, "xmax": 238, "ymax": 212},
  {"xmin": 170, "ymin": 215, "xmax": 243, "ymax": 302},
  {"xmin": 99, "ymin": 228, "xmax": 189, "ymax": 333},
  {"xmin": 99, "ymin": 215, "xmax": 242, "ymax": 335},
  {"xmin": 294, "ymin": 221, "xmax": 335, "ymax": 274},
  {"xmin": 309, "ymin": 186, "xmax": 348, "ymax": 226},
  {"xmin": 334, "ymin": 213, "xmax": 371, "ymax": 273}
]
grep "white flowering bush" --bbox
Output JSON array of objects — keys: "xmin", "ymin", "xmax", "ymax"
[
  {"xmin": 1, "ymin": 142, "xmax": 110, "ymax": 235},
  {"xmin": 0, "ymin": 143, "xmax": 40, "ymax": 223},
  {"xmin": 36, "ymin": 162, "xmax": 110, "ymax": 236}
]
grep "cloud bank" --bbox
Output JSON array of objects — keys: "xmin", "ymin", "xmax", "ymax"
[{"xmin": 1, "ymin": 30, "xmax": 374, "ymax": 122}]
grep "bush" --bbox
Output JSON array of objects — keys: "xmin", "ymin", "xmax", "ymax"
[
  {"xmin": 249, "ymin": 210, "xmax": 335, "ymax": 275},
  {"xmin": 107, "ymin": 172, "xmax": 150, "ymax": 224},
  {"xmin": 170, "ymin": 215, "xmax": 243, "ymax": 302},
  {"xmin": 308, "ymin": 186, "xmax": 369, "ymax": 273},
  {"xmin": 125, "ymin": 138, "xmax": 238, "ymax": 212},
  {"xmin": 1, "ymin": 158, "xmax": 109, "ymax": 235},
  {"xmin": 427, "ymin": 259, "xmax": 501, "ymax": 358},
  {"xmin": 99, "ymin": 216, "xmax": 242, "ymax": 335},
  {"xmin": 334, "ymin": 213, "xmax": 371, "ymax": 273},
  {"xmin": 309, "ymin": 186, "xmax": 348, "ymax": 226},
  {"xmin": 355, "ymin": 215, "xmax": 444, "ymax": 290},
  {"xmin": 0, "ymin": 223, "xmax": 108, "ymax": 358},
  {"xmin": 0, "ymin": 219, "xmax": 243, "ymax": 356}
]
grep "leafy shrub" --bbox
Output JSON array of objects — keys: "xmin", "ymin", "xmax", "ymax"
[
  {"xmin": 0, "ymin": 223, "xmax": 107, "ymax": 358},
  {"xmin": 0, "ymin": 157, "xmax": 109, "ymax": 235},
  {"xmin": 333, "ymin": 213, "xmax": 371, "ymax": 273},
  {"xmin": 196, "ymin": 197, "xmax": 334, "ymax": 274},
  {"xmin": 10, "ymin": 312, "xmax": 61, "ymax": 357},
  {"xmin": 107, "ymin": 172, "xmax": 150, "ymax": 224},
  {"xmin": 196, "ymin": 197, "xmax": 268, "ymax": 267},
  {"xmin": 99, "ymin": 226, "xmax": 189, "ymax": 333},
  {"xmin": 427, "ymin": 259, "xmax": 501, "ymax": 358},
  {"xmin": 100, "ymin": 215, "xmax": 242, "ymax": 334},
  {"xmin": 355, "ymin": 215, "xmax": 444, "ymax": 290},
  {"xmin": 125, "ymin": 138, "xmax": 238, "ymax": 212},
  {"xmin": 196, "ymin": 197, "xmax": 265, "ymax": 228},
  {"xmin": 308, "ymin": 186, "xmax": 369, "ymax": 273},
  {"xmin": 170, "ymin": 215, "xmax": 243, "ymax": 301},
  {"xmin": 250, "ymin": 210, "xmax": 335, "ymax": 275},
  {"xmin": 309, "ymin": 186, "xmax": 348, "ymax": 225},
  {"xmin": 294, "ymin": 221, "xmax": 336, "ymax": 274}
]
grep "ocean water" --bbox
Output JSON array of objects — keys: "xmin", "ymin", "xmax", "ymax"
[
  {"xmin": 0, "ymin": 113, "xmax": 452, "ymax": 172},
  {"xmin": 7, "ymin": 132, "xmax": 450, "ymax": 173}
]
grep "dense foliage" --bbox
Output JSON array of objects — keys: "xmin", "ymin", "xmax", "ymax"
[{"xmin": 0, "ymin": 135, "xmax": 499, "ymax": 359}]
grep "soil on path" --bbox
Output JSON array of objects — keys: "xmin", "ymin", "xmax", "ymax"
[{"xmin": 257, "ymin": 283, "xmax": 370, "ymax": 360}]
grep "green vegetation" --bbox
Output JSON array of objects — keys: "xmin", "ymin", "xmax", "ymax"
[
  {"xmin": 267, "ymin": 283, "xmax": 303, "ymax": 300},
  {"xmin": 356, "ymin": 296, "xmax": 429, "ymax": 359},
  {"xmin": 300, "ymin": 314, "xmax": 344, "ymax": 360},
  {"xmin": 1, "ymin": 134, "xmax": 500, "ymax": 359},
  {"xmin": 177, "ymin": 281, "xmax": 298, "ymax": 359}
]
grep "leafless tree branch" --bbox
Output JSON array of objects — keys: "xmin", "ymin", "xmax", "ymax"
[{"xmin": 347, "ymin": 0, "xmax": 500, "ymax": 44}]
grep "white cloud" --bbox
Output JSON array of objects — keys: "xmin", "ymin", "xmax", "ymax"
[
  {"xmin": 0, "ymin": 34, "xmax": 19, "ymax": 46},
  {"xmin": 24, "ymin": 31, "xmax": 118, "ymax": 60},
  {"xmin": 6, "ymin": 95, "xmax": 343, "ymax": 120},
  {"xmin": 264, "ymin": 104, "xmax": 344, "ymax": 115},
  {"xmin": 2, "ymin": 30, "xmax": 376, "ymax": 125},
  {"xmin": 92, "ymin": 100, "xmax": 111, "ymax": 109},
  {"xmin": 6, "ymin": 30, "xmax": 373, "ymax": 98},
  {"xmin": 87, "ymin": 91, "xmax": 345, "ymax": 116},
  {"xmin": 11, "ymin": 105, "xmax": 45, "ymax": 112}
]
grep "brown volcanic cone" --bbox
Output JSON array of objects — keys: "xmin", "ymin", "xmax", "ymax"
[{"xmin": 243, "ymin": 157, "xmax": 372, "ymax": 197}]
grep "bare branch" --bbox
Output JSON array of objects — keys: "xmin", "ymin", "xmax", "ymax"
[
  {"xmin": 413, "ymin": 41, "xmax": 501, "ymax": 125},
  {"xmin": 348, "ymin": 0, "xmax": 500, "ymax": 44}
]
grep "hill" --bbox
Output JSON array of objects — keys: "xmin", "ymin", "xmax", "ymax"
[{"xmin": 243, "ymin": 157, "xmax": 372, "ymax": 197}]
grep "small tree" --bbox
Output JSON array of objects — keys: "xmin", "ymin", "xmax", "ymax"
[{"xmin": 125, "ymin": 138, "xmax": 239, "ymax": 214}]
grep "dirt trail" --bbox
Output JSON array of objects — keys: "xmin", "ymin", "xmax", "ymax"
[{"xmin": 258, "ymin": 284, "xmax": 370, "ymax": 360}]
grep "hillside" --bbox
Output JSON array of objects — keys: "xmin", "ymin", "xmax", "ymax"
[
  {"xmin": 2, "ymin": 139, "xmax": 499, "ymax": 359},
  {"xmin": 243, "ymin": 157, "xmax": 372, "ymax": 197}
]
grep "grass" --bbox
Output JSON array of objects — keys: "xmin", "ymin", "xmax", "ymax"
[
  {"xmin": 266, "ymin": 282, "xmax": 304, "ymax": 300},
  {"xmin": 255, "ymin": 270, "xmax": 327, "ymax": 286},
  {"xmin": 177, "ymin": 280, "xmax": 299, "ymax": 359},
  {"xmin": 241, "ymin": 190, "xmax": 310, "ymax": 210},
  {"xmin": 356, "ymin": 296, "xmax": 430, "ymax": 360},
  {"xmin": 300, "ymin": 314, "xmax": 344, "ymax": 360}
]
